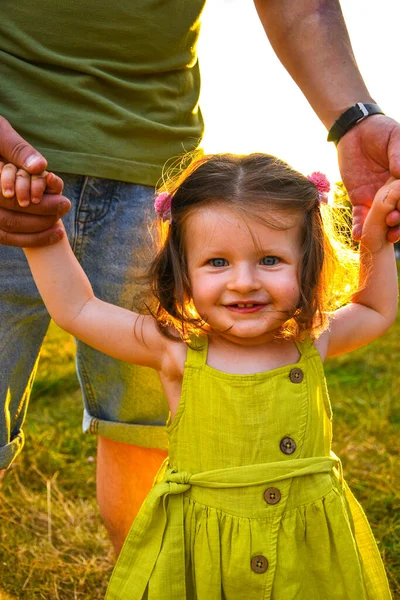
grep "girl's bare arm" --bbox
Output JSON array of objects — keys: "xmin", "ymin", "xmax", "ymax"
[
  {"xmin": 321, "ymin": 179, "xmax": 399, "ymax": 358},
  {"xmin": 24, "ymin": 225, "xmax": 168, "ymax": 370}
]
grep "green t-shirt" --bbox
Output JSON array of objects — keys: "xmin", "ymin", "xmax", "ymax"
[{"xmin": 0, "ymin": 0, "xmax": 205, "ymax": 186}]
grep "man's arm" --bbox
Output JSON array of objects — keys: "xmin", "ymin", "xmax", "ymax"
[
  {"xmin": 253, "ymin": 0, "xmax": 400, "ymax": 240},
  {"xmin": 253, "ymin": 0, "xmax": 371, "ymax": 127},
  {"xmin": 337, "ymin": 114, "xmax": 400, "ymax": 241}
]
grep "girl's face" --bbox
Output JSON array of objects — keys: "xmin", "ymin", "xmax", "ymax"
[{"xmin": 185, "ymin": 205, "xmax": 302, "ymax": 346}]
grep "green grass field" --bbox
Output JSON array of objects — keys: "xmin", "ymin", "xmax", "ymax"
[{"xmin": 0, "ymin": 317, "xmax": 399, "ymax": 599}]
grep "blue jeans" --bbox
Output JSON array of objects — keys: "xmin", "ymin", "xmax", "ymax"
[{"xmin": 0, "ymin": 174, "xmax": 168, "ymax": 469}]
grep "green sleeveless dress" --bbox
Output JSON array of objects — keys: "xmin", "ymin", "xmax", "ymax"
[{"xmin": 106, "ymin": 337, "xmax": 392, "ymax": 600}]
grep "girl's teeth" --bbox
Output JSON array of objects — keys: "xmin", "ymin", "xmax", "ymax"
[{"xmin": 237, "ymin": 303, "xmax": 254, "ymax": 307}]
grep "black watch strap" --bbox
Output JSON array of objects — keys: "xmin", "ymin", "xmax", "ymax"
[{"xmin": 327, "ymin": 103, "xmax": 384, "ymax": 145}]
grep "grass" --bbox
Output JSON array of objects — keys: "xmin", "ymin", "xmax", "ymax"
[
  {"xmin": 0, "ymin": 326, "xmax": 114, "ymax": 599},
  {"xmin": 0, "ymin": 314, "xmax": 399, "ymax": 599}
]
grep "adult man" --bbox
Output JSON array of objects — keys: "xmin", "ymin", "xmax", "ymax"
[{"xmin": 1, "ymin": 0, "xmax": 400, "ymax": 556}]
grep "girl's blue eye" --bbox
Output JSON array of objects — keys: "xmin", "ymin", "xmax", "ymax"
[
  {"xmin": 209, "ymin": 258, "xmax": 228, "ymax": 267},
  {"xmin": 260, "ymin": 256, "xmax": 279, "ymax": 266}
]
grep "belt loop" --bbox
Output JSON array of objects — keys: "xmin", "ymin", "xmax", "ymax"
[{"xmin": 331, "ymin": 452, "xmax": 344, "ymax": 491}]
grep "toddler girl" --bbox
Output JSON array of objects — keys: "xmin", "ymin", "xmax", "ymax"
[{"xmin": 5, "ymin": 153, "xmax": 397, "ymax": 599}]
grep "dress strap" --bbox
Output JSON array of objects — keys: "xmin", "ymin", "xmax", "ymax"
[
  {"xmin": 294, "ymin": 336, "xmax": 315, "ymax": 356},
  {"xmin": 186, "ymin": 334, "xmax": 208, "ymax": 367}
]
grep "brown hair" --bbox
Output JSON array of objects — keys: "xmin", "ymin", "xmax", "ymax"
[{"xmin": 146, "ymin": 152, "xmax": 358, "ymax": 341}]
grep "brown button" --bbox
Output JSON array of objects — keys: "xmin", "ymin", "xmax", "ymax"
[
  {"xmin": 280, "ymin": 437, "xmax": 296, "ymax": 455},
  {"xmin": 289, "ymin": 367, "xmax": 304, "ymax": 383},
  {"xmin": 264, "ymin": 487, "xmax": 281, "ymax": 505},
  {"xmin": 251, "ymin": 555, "xmax": 268, "ymax": 573}
]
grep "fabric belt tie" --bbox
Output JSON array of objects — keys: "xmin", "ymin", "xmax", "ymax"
[{"xmin": 106, "ymin": 454, "xmax": 341, "ymax": 599}]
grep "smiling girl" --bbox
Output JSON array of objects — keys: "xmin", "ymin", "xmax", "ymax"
[{"xmin": 6, "ymin": 153, "xmax": 397, "ymax": 599}]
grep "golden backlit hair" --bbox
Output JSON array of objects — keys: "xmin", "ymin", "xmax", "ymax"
[{"xmin": 147, "ymin": 152, "xmax": 359, "ymax": 341}]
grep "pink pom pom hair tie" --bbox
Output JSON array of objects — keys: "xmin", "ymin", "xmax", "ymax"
[
  {"xmin": 307, "ymin": 171, "xmax": 330, "ymax": 204},
  {"xmin": 154, "ymin": 191, "xmax": 172, "ymax": 222}
]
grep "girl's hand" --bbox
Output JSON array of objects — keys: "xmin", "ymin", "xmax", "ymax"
[
  {"xmin": 0, "ymin": 161, "xmax": 63, "ymax": 207},
  {"xmin": 361, "ymin": 177, "xmax": 400, "ymax": 253}
]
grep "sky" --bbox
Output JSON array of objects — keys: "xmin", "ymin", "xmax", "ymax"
[{"xmin": 198, "ymin": 0, "xmax": 400, "ymax": 184}]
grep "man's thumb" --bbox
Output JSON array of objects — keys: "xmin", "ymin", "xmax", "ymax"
[{"xmin": 0, "ymin": 116, "xmax": 47, "ymax": 173}]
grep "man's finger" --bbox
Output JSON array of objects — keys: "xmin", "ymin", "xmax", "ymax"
[
  {"xmin": 386, "ymin": 209, "xmax": 400, "ymax": 228},
  {"xmin": 386, "ymin": 226, "xmax": 400, "ymax": 244},
  {"xmin": 0, "ymin": 116, "xmax": 47, "ymax": 174},
  {"xmin": 352, "ymin": 205, "xmax": 369, "ymax": 242},
  {"xmin": 0, "ymin": 207, "xmax": 63, "ymax": 233},
  {"xmin": 0, "ymin": 223, "xmax": 65, "ymax": 248},
  {"xmin": 0, "ymin": 192, "xmax": 71, "ymax": 216}
]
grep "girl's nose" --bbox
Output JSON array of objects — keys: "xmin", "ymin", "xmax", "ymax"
[{"xmin": 226, "ymin": 264, "xmax": 261, "ymax": 293}]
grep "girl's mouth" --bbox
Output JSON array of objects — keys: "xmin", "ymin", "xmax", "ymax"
[{"xmin": 225, "ymin": 303, "xmax": 265, "ymax": 314}]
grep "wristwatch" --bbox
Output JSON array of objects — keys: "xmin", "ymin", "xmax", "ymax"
[{"xmin": 327, "ymin": 102, "xmax": 384, "ymax": 145}]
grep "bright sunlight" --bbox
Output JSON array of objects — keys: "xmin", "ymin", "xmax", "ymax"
[{"xmin": 198, "ymin": 0, "xmax": 400, "ymax": 182}]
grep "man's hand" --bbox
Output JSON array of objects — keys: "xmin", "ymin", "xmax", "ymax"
[
  {"xmin": 0, "ymin": 192, "xmax": 71, "ymax": 247},
  {"xmin": 337, "ymin": 114, "xmax": 400, "ymax": 242},
  {"xmin": 0, "ymin": 115, "xmax": 47, "ymax": 174},
  {"xmin": 0, "ymin": 116, "xmax": 71, "ymax": 246}
]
